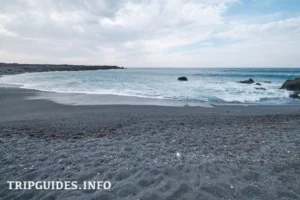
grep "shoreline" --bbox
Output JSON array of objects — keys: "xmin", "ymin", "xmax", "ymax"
[
  {"xmin": 1, "ymin": 84, "xmax": 300, "ymax": 109},
  {"xmin": 1, "ymin": 86, "xmax": 300, "ymax": 118}
]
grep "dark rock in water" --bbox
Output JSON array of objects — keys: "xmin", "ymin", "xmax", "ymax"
[
  {"xmin": 238, "ymin": 79, "xmax": 254, "ymax": 84},
  {"xmin": 264, "ymin": 81, "xmax": 271, "ymax": 83},
  {"xmin": 280, "ymin": 77, "xmax": 300, "ymax": 91},
  {"xmin": 290, "ymin": 91, "xmax": 300, "ymax": 99},
  {"xmin": 255, "ymin": 87, "xmax": 266, "ymax": 91},
  {"xmin": 255, "ymin": 83, "xmax": 261, "ymax": 86},
  {"xmin": 178, "ymin": 77, "xmax": 188, "ymax": 81}
]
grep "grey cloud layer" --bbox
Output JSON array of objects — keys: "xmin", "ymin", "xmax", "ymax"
[{"xmin": 0, "ymin": 0, "xmax": 299, "ymax": 67}]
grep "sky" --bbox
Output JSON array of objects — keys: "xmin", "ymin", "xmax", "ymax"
[{"xmin": 0, "ymin": 0, "xmax": 300, "ymax": 68}]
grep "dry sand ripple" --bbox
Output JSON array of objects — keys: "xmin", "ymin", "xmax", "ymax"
[{"xmin": 0, "ymin": 88, "xmax": 300, "ymax": 200}]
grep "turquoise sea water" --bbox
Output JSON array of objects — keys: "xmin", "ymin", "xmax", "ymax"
[{"xmin": 0, "ymin": 68, "xmax": 300, "ymax": 104}]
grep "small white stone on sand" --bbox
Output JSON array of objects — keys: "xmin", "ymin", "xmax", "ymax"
[{"xmin": 176, "ymin": 152, "xmax": 181, "ymax": 158}]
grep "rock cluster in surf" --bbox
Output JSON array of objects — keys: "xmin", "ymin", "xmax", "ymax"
[
  {"xmin": 280, "ymin": 77, "xmax": 300, "ymax": 91},
  {"xmin": 281, "ymin": 77, "xmax": 300, "ymax": 100},
  {"xmin": 238, "ymin": 79, "xmax": 267, "ymax": 90},
  {"xmin": 238, "ymin": 79, "xmax": 255, "ymax": 84}
]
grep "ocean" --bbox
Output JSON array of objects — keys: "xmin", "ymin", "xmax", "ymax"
[{"xmin": 0, "ymin": 68, "xmax": 299, "ymax": 105}]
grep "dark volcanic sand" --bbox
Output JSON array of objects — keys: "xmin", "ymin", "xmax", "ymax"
[{"xmin": 0, "ymin": 87, "xmax": 300, "ymax": 200}]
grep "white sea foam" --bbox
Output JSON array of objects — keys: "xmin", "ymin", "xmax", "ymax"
[{"xmin": 0, "ymin": 68, "xmax": 297, "ymax": 104}]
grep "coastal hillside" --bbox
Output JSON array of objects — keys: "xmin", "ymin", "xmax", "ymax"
[{"xmin": 0, "ymin": 63, "xmax": 124, "ymax": 76}]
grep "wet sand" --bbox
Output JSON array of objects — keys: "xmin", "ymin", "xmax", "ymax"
[{"xmin": 0, "ymin": 87, "xmax": 300, "ymax": 200}]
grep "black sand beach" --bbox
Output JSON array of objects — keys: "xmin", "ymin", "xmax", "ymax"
[
  {"xmin": 1, "ymin": 0, "xmax": 300, "ymax": 198},
  {"xmin": 1, "ymin": 87, "xmax": 300, "ymax": 200}
]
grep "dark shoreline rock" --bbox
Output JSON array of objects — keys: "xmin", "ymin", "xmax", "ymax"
[
  {"xmin": 178, "ymin": 77, "xmax": 188, "ymax": 81},
  {"xmin": 238, "ymin": 79, "xmax": 254, "ymax": 84},
  {"xmin": 280, "ymin": 77, "xmax": 300, "ymax": 91},
  {"xmin": 255, "ymin": 83, "xmax": 261, "ymax": 86},
  {"xmin": 290, "ymin": 91, "xmax": 300, "ymax": 99},
  {"xmin": 255, "ymin": 87, "xmax": 266, "ymax": 91}
]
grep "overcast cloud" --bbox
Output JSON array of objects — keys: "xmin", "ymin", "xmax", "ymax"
[{"xmin": 0, "ymin": 0, "xmax": 299, "ymax": 67}]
